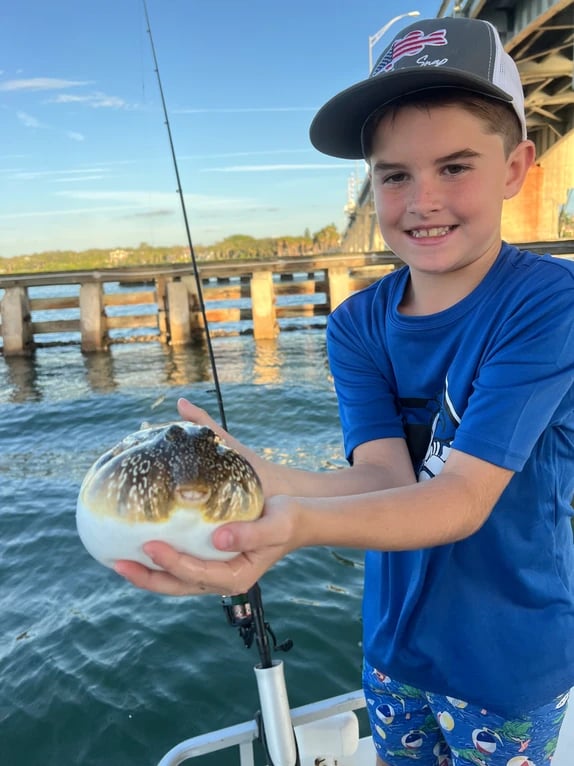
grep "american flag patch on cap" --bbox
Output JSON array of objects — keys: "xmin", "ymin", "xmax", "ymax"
[{"xmin": 374, "ymin": 29, "xmax": 448, "ymax": 75}]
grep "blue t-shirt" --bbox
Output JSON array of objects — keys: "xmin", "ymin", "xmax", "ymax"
[{"xmin": 326, "ymin": 243, "xmax": 574, "ymax": 716}]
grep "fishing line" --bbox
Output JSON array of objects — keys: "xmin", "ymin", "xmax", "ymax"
[
  {"xmin": 142, "ymin": 0, "xmax": 227, "ymax": 431},
  {"xmin": 141, "ymin": 0, "xmax": 293, "ymax": 661},
  {"xmin": 142, "ymin": 8, "xmax": 298, "ymax": 761}
]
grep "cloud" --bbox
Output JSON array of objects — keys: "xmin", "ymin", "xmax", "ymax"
[
  {"xmin": 1, "ymin": 76, "xmax": 127, "ymax": 109},
  {"xmin": 10, "ymin": 168, "xmax": 108, "ymax": 181},
  {"xmin": 13, "ymin": 110, "xmax": 85, "ymax": 143},
  {"xmin": 203, "ymin": 163, "xmax": 348, "ymax": 173},
  {"xmin": 53, "ymin": 175, "xmax": 104, "ymax": 183},
  {"xmin": 17, "ymin": 111, "xmax": 43, "ymax": 128},
  {"xmin": 53, "ymin": 189, "xmax": 253, "ymax": 212},
  {"xmin": 0, "ymin": 205, "xmax": 140, "ymax": 220},
  {"xmin": 0, "ymin": 188, "xmax": 266, "ymax": 223},
  {"xmin": 6, "ymin": 162, "xmax": 139, "ymax": 183},
  {"xmin": 55, "ymin": 190, "xmax": 176, "ymax": 204},
  {"xmin": 180, "ymin": 148, "xmax": 313, "ymax": 160},
  {"xmin": 122, "ymin": 209, "xmax": 175, "ymax": 220},
  {"xmin": 0, "ymin": 78, "xmax": 91, "ymax": 92},
  {"xmin": 175, "ymin": 106, "xmax": 316, "ymax": 114},
  {"xmin": 49, "ymin": 92, "xmax": 127, "ymax": 109}
]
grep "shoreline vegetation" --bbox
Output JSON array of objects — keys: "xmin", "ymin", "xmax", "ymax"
[{"xmin": 0, "ymin": 226, "xmax": 341, "ymax": 275}]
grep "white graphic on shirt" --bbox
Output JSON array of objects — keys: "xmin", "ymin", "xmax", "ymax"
[{"xmin": 419, "ymin": 376, "xmax": 461, "ymax": 481}]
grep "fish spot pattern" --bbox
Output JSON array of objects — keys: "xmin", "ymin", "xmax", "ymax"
[{"xmin": 80, "ymin": 422, "xmax": 264, "ymax": 524}]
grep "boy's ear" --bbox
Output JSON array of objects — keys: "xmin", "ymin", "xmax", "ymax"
[{"xmin": 504, "ymin": 140, "xmax": 536, "ymax": 200}]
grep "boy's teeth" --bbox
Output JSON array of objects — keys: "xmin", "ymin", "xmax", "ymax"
[{"xmin": 411, "ymin": 227, "xmax": 452, "ymax": 238}]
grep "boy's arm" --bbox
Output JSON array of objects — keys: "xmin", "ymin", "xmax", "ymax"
[
  {"xmin": 177, "ymin": 398, "xmax": 417, "ymax": 497},
  {"xmin": 290, "ymin": 448, "xmax": 513, "ymax": 551},
  {"xmin": 116, "ymin": 446, "xmax": 511, "ymax": 597}
]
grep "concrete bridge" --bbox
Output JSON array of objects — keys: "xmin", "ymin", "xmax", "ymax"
[{"xmin": 343, "ymin": 0, "xmax": 574, "ymax": 251}]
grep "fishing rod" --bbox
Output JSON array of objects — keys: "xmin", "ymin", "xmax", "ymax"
[
  {"xmin": 143, "ymin": 5, "xmax": 298, "ymax": 764},
  {"xmin": 141, "ymin": 0, "xmax": 227, "ymax": 432}
]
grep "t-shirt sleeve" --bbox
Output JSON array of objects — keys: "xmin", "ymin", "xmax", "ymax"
[
  {"xmin": 453, "ymin": 271, "xmax": 574, "ymax": 471},
  {"xmin": 326, "ymin": 298, "xmax": 405, "ymax": 462}
]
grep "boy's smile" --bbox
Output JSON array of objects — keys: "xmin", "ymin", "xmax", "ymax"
[
  {"xmin": 409, "ymin": 226, "xmax": 456, "ymax": 239},
  {"xmin": 368, "ymin": 104, "xmax": 533, "ymax": 314}
]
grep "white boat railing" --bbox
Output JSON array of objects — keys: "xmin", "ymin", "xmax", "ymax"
[
  {"xmin": 156, "ymin": 585, "xmax": 574, "ymax": 766},
  {"xmin": 157, "ymin": 686, "xmax": 372, "ymax": 766},
  {"xmin": 157, "ymin": 680, "xmax": 574, "ymax": 766}
]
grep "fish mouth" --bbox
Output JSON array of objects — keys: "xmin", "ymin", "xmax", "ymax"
[
  {"xmin": 178, "ymin": 488, "xmax": 210, "ymax": 504},
  {"xmin": 408, "ymin": 225, "xmax": 457, "ymax": 239},
  {"xmin": 173, "ymin": 486, "xmax": 212, "ymax": 518}
]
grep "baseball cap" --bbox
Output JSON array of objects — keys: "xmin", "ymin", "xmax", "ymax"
[{"xmin": 309, "ymin": 17, "xmax": 527, "ymax": 159}]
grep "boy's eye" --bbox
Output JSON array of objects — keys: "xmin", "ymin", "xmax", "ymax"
[
  {"xmin": 443, "ymin": 164, "xmax": 469, "ymax": 176},
  {"xmin": 381, "ymin": 172, "xmax": 408, "ymax": 184}
]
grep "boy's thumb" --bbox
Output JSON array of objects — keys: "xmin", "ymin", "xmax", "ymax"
[{"xmin": 213, "ymin": 525, "xmax": 238, "ymax": 552}]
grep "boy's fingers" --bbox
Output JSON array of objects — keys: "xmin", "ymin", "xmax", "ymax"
[
  {"xmin": 116, "ymin": 541, "xmax": 258, "ymax": 596},
  {"xmin": 177, "ymin": 398, "xmax": 217, "ymax": 429},
  {"xmin": 177, "ymin": 397, "xmax": 233, "ymax": 443},
  {"xmin": 114, "ymin": 558, "xmax": 207, "ymax": 596},
  {"xmin": 211, "ymin": 520, "xmax": 265, "ymax": 554}
]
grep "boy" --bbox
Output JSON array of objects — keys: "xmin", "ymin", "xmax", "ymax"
[{"xmin": 117, "ymin": 17, "xmax": 574, "ymax": 765}]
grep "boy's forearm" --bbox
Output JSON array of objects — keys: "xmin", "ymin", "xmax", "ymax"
[
  {"xmin": 252, "ymin": 452, "xmax": 415, "ymax": 499},
  {"xmin": 290, "ymin": 466, "xmax": 509, "ymax": 552},
  {"xmin": 177, "ymin": 399, "xmax": 415, "ymax": 500}
]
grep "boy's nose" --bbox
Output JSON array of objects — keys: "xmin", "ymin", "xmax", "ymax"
[{"xmin": 406, "ymin": 179, "xmax": 442, "ymax": 216}]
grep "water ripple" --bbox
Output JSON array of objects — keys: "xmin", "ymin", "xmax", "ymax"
[{"xmin": 0, "ymin": 334, "xmax": 363, "ymax": 766}]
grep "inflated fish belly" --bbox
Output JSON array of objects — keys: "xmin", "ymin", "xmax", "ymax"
[{"xmin": 76, "ymin": 421, "xmax": 264, "ymax": 568}]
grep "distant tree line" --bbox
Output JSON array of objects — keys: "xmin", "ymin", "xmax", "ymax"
[{"xmin": 0, "ymin": 225, "xmax": 341, "ymax": 275}]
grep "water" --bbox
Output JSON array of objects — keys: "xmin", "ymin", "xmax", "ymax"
[{"xmin": 0, "ymin": 332, "xmax": 367, "ymax": 766}]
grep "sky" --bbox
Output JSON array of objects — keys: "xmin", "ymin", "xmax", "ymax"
[{"xmin": 0, "ymin": 0, "xmax": 443, "ymax": 258}]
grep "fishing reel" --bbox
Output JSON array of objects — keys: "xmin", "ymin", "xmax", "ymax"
[
  {"xmin": 222, "ymin": 585, "xmax": 299, "ymax": 765},
  {"xmin": 222, "ymin": 584, "xmax": 293, "ymax": 666}
]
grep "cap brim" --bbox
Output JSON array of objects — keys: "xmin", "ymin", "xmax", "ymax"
[{"xmin": 309, "ymin": 69, "xmax": 514, "ymax": 159}]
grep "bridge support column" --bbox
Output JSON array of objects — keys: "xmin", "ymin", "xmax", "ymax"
[
  {"xmin": 167, "ymin": 281, "xmax": 194, "ymax": 346},
  {"xmin": 155, "ymin": 276, "xmax": 169, "ymax": 343},
  {"xmin": 80, "ymin": 283, "xmax": 107, "ymax": 352},
  {"xmin": 1, "ymin": 286, "xmax": 34, "ymax": 356},
  {"xmin": 327, "ymin": 266, "xmax": 350, "ymax": 311},
  {"xmin": 182, "ymin": 276, "xmax": 207, "ymax": 340},
  {"xmin": 251, "ymin": 271, "xmax": 278, "ymax": 339}
]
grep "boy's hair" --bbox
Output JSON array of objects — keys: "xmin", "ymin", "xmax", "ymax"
[
  {"xmin": 361, "ymin": 89, "xmax": 524, "ymax": 160},
  {"xmin": 309, "ymin": 17, "xmax": 527, "ymax": 160}
]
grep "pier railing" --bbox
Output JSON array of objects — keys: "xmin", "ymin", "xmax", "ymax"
[
  {"xmin": 1, "ymin": 242, "xmax": 572, "ymax": 356},
  {"xmin": 0, "ymin": 251, "xmax": 400, "ymax": 355}
]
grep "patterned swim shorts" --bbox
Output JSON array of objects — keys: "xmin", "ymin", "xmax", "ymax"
[{"xmin": 363, "ymin": 658, "xmax": 570, "ymax": 765}]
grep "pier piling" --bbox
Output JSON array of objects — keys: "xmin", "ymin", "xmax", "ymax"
[
  {"xmin": 1, "ymin": 286, "xmax": 34, "ymax": 355},
  {"xmin": 250, "ymin": 271, "xmax": 278, "ymax": 339},
  {"xmin": 79, "ymin": 283, "xmax": 107, "ymax": 352},
  {"xmin": 2, "ymin": 244, "xmax": 569, "ymax": 355},
  {"xmin": 167, "ymin": 281, "xmax": 193, "ymax": 346},
  {"xmin": 327, "ymin": 266, "xmax": 351, "ymax": 312}
]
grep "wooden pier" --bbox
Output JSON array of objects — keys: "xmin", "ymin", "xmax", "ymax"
[
  {"xmin": 0, "ymin": 252, "xmax": 401, "ymax": 355},
  {"xmin": 1, "ymin": 242, "xmax": 572, "ymax": 356}
]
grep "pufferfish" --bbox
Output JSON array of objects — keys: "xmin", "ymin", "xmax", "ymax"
[{"xmin": 76, "ymin": 421, "xmax": 264, "ymax": 569}]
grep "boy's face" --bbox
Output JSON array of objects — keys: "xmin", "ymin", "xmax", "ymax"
[{"xmin": 368, "ymin": 104, "xmax": 526, "ymax": 284}]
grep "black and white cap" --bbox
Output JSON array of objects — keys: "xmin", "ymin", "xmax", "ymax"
[{"xmin": 309, "ymin": 17, "xmax": 527, "ymax": 159}]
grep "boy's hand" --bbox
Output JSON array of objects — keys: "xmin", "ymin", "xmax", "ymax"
[
  {"xmin": 176, "ymin": 397, "xmax": 229, "ymax": 439},
  {"xmin": 114, "ymin": 496, "xmax": 297, "ymax": 596},
  {"xmin": 177, "ymin": 397, "xmax": 262, "ymax": 476}
]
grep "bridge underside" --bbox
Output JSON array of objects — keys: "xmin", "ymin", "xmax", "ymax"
[{"xmin": 439, "ymin": 0, "xmax": 574, "ymax": 158}]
